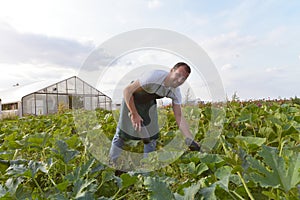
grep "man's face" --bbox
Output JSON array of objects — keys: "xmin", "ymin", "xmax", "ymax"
[{"xmin": 169, "ymin": 66, "xmax": 190, "ymax": 88}]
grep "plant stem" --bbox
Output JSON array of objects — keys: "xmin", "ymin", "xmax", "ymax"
[
  {"xmin": 13, "ymin": 149, "xmax": 18, "ymax": 160},
  {"xmin": 278, "ymin": 139, "xmax": 286, "ymax": 157},
  {"xmin": 237, "ymin": 171, "xmax": 254, "ymax": 200},
  {"xmin": 96, "ymin": 181, "xmax": 104, "ymax": 191},
  {"xmin": 33, "ymin": 177, "xmax": 44, "ymax": 196},
  {"xmin": 112, "ymin": 188, "xmax": 122, "ymax": 199},
  {"xmin": 232, "ymin": 190, "xmax": 245, "ymax": 200},
  {"xmin": 65, "ymin": 164, "xmax": 67, "ymax": 176},
  {"xmin": 227, "ymin": 191, "xmax": 238, "ymax": 200},
  {"xmin": 221, "ymin": 134, "xmax": 254, "ymax": 200},
  {"xmin": 116, "ymin": 191, "xmax": 130, "ymax": 200},
  {"xmin": 47, "ymin": 174, "xmax": 57, "ymax": 187},
  {"xmin": 220, "ymin": 135, "xmax": 229, "ymax": 155}
]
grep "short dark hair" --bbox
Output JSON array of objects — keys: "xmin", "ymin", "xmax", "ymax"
[{"xmin": 172, "ymin": 62, "xmax": 191, "ymax": 74}]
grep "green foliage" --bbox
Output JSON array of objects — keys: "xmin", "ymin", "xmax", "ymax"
[
  {"xmin": 144, "ymin": 176, "xmax": 174, "ymax": 200},
  {"xmin": 291, "ymin": 96, "xmax": 300, "ymax": 105},
  {"xmin": 0, "ymin": 100, "xmax": 299, "ymax": 199},
  {"xmin": 247, "ymin": 145, "xmax": 300, "ymax": 192}
]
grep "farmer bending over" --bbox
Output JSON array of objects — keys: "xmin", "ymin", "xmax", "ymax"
[{"xmin": 109, "ymin": 62, "xmax": 201, "ymax": 165}]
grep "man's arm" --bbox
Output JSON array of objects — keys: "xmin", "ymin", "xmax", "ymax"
[
  {"xmin": 172, "ymin": 103, "xmax": 194, "ymax": 139},
  {"xmin": 172, "ymin": 103, "xmax": 201, "ymax": 151},
  {"xmin": 123, "ymin": 80, "xmax": 143, "ymax": 131}
]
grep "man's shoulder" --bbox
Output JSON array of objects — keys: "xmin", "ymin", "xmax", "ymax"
[{"xmin": 138, "ymin": 69, "xmax": 167, "ymax": 88}]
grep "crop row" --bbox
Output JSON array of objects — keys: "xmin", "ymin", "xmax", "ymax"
[{"xmin": 0, "ymin": 100, "xmax": 299, "ymax": 199}]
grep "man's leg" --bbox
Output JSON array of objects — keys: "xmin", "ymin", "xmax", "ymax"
[
  {"xmin": 143, "ymin": 139, "xmax": 157, "ymax": 158},
  {"xmin": 109, "ymin": 130, "xmax": 125, "ymax": 165}
]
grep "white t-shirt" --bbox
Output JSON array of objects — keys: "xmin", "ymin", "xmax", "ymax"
[{"xmin": 138, "ymin": 70, "xmax": 182, "ymax": 104}]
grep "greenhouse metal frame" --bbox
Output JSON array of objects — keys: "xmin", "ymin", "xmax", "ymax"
[{"xmin": 21, "ymin": 76, "xmax": 112, "ymax": 115}]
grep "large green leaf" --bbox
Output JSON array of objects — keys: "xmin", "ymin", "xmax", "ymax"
[
  {"xmin": 199, "ymin": 154, "xmax": 224, "ymax": 164},
  {"xmin": 0, "ymin": 184, "xmax": 7, "ymax": 198},
  {"xmin": 182, "ymin": 182, "xmax": 201, "ymax": 200},
  {"xmin": 247, "ymin": 145, "xmax": 300, "ymax": 192},
  {"xmin": 235, "ymin": 135, "xmax": 266, "ymax": 150},
  {"xmin": 73, "ymin": 179, "xmax": 96, "ymax": 199},
  {"xmin": 199, "ymin": 185, "xmax": 216, "ymax": 200},
  {"xmin": 199, "ymin": 166, "xmax": 232, "ymax": 199},
  {"xmin": 28, "ymin": 160, "xmax": 48, "ymax": 178},
  {"xmin": 65, "ymin": 159, "xmax": 95, "ymax": 183},
  {"xmin": 15, "ymin": 185, "xmax": 32, "ymax": 200},
  {"xmin": 179, "ymin": 162, "xmax": 208, "ymax": 177},
  {"xmin": 214, "ymin": 166, "xmax": 232, "ymax": 192},
  {"xmin": 235, "ymin": 135, "xmax": 266, "ymax": 146},
  {"xmin": 24, "ymin": 132, "xmax": 50, "ymax": 149},
  {"xmin": 119, "ymin": 173, "xmax": 138, "ymax": 189},
  {"xmin": 237, "ymin": 112, "xmax": 252, "ymax": 123},
  {"xmin": 174, "ymin": 182, "xmax": 201, "ymax": 200},
  {"xmin": 178, "ymin": 162, "xmax": 195, "ymax": 174},
  {"xmin": 5, "ymin": 177, "xmax": 23, "ymax": 196},
  {"xmin": 6, "ymin": 164, "xmax": 28, "ymax": 177},
  {"xmin": 3, "ymin": 132, "xmax": 23, "ymax": 149},
  {"xmin": 55, "ymin": 140, "xmax": 79, "ymax": 164},
  {"xmin": 56, "ymin": 180, "xmax": 69, "ymax": 192},
  {"xmin": 144, "ymin": 176, "xmax": 174, "ymax": 200},
  {"xmin": 101, "ymin": 170, "xmax": 115, "ymax": 183},
  {"xmin": 79, "ymin": 158, "xmax": 95, "ymax": 177}
]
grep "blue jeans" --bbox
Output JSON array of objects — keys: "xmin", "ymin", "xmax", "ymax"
[{"xmin": 109, "ymin": 129, "xmax": 157, "ymax": 164}]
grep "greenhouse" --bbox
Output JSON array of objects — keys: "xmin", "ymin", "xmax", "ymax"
[{"xmin": 0, "ymin": 76, "xmax": 112, "ymax": 117}]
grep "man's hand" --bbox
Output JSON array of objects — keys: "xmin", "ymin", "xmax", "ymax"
[
  {"xmin": 129, "ymin": 112, "xmax": 143, "ymax": 132},
  {"xmin": 185, "ymin": 138, "xmax": 201, "ymax": 152},
  {"xmin": 123, "ymin": 80, "xmax": 144, "ymax": 131}
]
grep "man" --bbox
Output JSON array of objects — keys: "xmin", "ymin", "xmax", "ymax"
[{"xmin": 109, "ymin": 62, "xmax": 201, "ymax": 165}]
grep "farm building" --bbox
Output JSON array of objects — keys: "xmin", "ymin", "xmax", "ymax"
[{"xmin": 0, "ymin": 76, "xmax": 112, "ymax": 118}]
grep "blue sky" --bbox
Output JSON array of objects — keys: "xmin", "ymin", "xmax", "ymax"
[{"xmin": 0, "ymin": 0, "xmax": 299, "ymax": 101}]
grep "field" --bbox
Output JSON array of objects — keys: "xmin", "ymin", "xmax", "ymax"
[{"xmin": 0, "ymin": 98, "xmax": 299, "ymax": 199}]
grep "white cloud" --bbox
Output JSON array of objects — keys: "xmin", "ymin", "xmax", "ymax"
[
  {"xmin": 265, "ymin": 67, "xmax": 284, "ymax": 73},
  {"xmin": 0, "ymin": 63, "xmax": 77, "ymax": 91},
  {"xmin": 220, "ymin": 65, "xmax": 299, "ymax": 100},
  {"xmin": 263, "ymin": 26, "xmax": 288, "ymax": 46},
  {"xmin": 147, "ymin": 0, "xmax": 163, "ymax": 9},
  {"xmin": 0, "ymin": 23, "xmax": 94, "ymax": 68},
  {"xmin": 221, "ymin": 63, "xmax": 237, "ymax": 71},
  {"xmin": 0, "ymin": 0, "xmax": 299, "ymax": 101},
  {"xmin": 0, "ymin": 0, "xmax": 146, "ymax": 41},
  {"xmin": 201, "ymin": 31, "xmax": 258, "ymax": 63},
  {"xmin": 182, "ymin": 11, "xmax": 208, "ymax": 27},
  {"xmin": 221, "ymin": 0, "xmax": 271, "ymax": 30}
]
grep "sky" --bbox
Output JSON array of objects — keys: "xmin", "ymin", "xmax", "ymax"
[{"xmin": 0, "ymin": 0, "xmax": 299, "ymax": 101}]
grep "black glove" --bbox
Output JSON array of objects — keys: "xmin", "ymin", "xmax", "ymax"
[{"xmin": 185, "ymin": 138, "xmax": 201, "ymax": 151}]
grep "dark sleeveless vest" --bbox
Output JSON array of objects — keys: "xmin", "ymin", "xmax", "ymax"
[{"xmin": 117, "ymin": 84, "xmax": 170, "ymax": 140}]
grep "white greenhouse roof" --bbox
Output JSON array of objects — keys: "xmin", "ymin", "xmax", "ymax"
[{"xmin": 0, "ymin": 79, "xmax": 61, "ymax": 104}]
